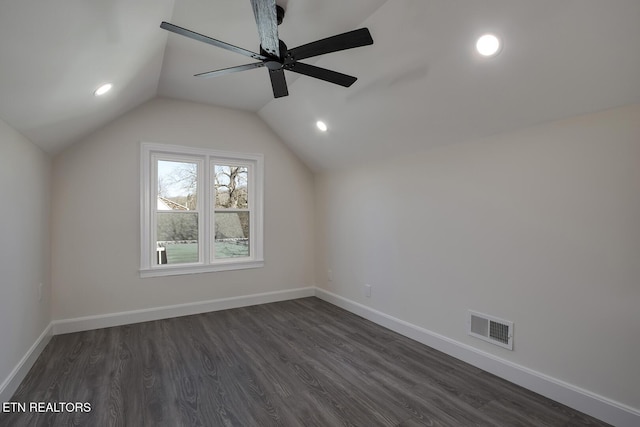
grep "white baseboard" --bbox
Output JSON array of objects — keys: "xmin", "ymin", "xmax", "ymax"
[
  {"xmin": 314, "ymin": 287, "xmax": 640, "ymax": 427},
  {"xmin": 6, "ymin": 287, "xmax": 637, "ymax": 426},
  {"xmin": 52, "ymin": 287, "xmax": 315, "ymax": 335},
  {"xmin": 2, "ymin": 287, "xmax": 314, "ymax": 402},
  {"xmin": 2, "ymin": 287, "xmax": 314, "ymax": 403},
  {"xmin": 0, "ymin": 324, "xmax": 53, "ymax": 403}
]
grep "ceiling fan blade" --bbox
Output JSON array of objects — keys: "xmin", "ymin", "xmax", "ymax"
[
  {"xmin": 195, "ymin": 62, "xmax": 266, "ymax": 78},
  {"xmin": 286, "ymin": 62, "xmax": 357, "ymax": 87},
  {"xmin": 286, "ymin": 28, "xmax": 373, "ymax": 62},
  {"xmin": 160, "ymin": 22, "xmax": 268, "ymax": 61},
  {"xmin": 268, "ymin": 69, "xmax": 289, "ymax": 98},
  {"xmin": 249, "ymin": 0, "xmax": 280, "ymax": 58}
]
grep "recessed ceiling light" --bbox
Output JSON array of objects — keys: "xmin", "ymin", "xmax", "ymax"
[
  {"xmin": 94, "ymin": 83, "xmax": 113, "ymax": 96},
  {"xmin": 316, "ymin": 121, "xmax": 328, "ymax": 132},
  {"xmin": 476, "ymin": 34, "xmax": 501, "ymax": 57}
]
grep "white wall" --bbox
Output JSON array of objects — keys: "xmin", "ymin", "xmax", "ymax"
[
  {"xmin": 51, "ymin": 98, "xmax": 315, "ymax": 320},
  {"xmin": 0, "ymin": 119, "xmax": 51, "ymax": 391},
  {"xmin": 315, "ymin": 104, "xmax": 640, "ymax": 410}
]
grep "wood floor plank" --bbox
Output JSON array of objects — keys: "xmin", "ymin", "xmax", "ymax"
[{"xmin": 1, "ymin": 298, "xmax": 611, "ymax": 427}]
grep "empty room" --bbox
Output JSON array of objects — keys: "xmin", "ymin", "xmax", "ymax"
[{"xmin": 1, "ymin": 0, "xmax": 639, "ymax": 426}]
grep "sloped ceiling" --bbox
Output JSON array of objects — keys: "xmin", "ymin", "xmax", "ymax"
[
  {"xmin": 0, "ymin": 0, "xmax": 175, "ymax": 153},
  {"xmin": 1, "ymin": 0, "xmax": 639, "ymax": 170}
]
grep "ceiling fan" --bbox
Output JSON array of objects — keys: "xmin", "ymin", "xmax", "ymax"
[{"xmin": 160, "ymin": 0, "xmax": 374, "ymax": 98}]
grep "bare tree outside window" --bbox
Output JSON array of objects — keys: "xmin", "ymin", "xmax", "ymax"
[
  {"xmin": 214, "ymin": 165, "xmax": 248, "ymax": 209},
  {"xmin": 214, "ymin": 165, "xmax": 250, "ymax": 258}
]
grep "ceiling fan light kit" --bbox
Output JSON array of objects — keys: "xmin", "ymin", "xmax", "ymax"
[{"xmin": 160, "ymin": 0, "xmax": 374, "ymax": 98}]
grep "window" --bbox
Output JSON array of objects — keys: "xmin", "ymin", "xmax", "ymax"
[{"xmin": 140, "ymin": 143, "xmax": 263, "ymax": 277}]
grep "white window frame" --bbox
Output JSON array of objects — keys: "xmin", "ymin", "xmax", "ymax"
[{"xmin": 140, "ymin": 142, "xmax": 264, "ymax": 278}]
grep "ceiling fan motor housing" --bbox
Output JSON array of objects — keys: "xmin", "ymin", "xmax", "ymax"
[{"xmin": 260, "ymin": 39, "xmax": 288, "ymax": 64}]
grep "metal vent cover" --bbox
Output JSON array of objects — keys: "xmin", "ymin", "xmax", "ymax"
[{"xmin": 468, "ymin": 311, "xmax": 514, "ymax": 350}]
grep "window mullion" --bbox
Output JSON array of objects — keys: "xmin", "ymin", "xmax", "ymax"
[
  {"xmin": 210, "ymin": 158, "xmax": 216, "ymax": 263},
  {"xmin": 201, "ymin": 156, "xmax": 210, "ymax": 264}
]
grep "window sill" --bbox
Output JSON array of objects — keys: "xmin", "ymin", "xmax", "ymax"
[{"xmin": 140, "ymin": 259, "xmax": 264, "ymax": 278}]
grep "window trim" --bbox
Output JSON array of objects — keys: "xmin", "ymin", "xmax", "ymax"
[{"xmin": 140, "ymin": 142, "xmax": 264, "ymax": 278}]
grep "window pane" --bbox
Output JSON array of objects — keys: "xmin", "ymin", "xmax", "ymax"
[
  {"xmin": 214, "ymin": 165, "xmax": 248, "ymax": 209},
  {"xmin": 214, "ymin": 212, "xmax": 249, "ymax": 258},
  {"xmin": 158, "ymin": 160, "xmax": 197, "ymax": 211},
  {"xmin": 157, "ymin": 212, "xmax": 198, "ymax": 264}
]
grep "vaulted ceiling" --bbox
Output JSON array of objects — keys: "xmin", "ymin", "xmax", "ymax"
[{"xmin": 1, "ymin": 0, "xmax": 639, "ymax": 170}]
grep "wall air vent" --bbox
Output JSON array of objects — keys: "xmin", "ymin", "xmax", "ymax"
[{"xmin": 467, "ymin": 310, "xmax": 514, "ymax": 350}]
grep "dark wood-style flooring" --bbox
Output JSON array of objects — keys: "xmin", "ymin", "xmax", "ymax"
[{"xmin": 2, "ymin": 297, "xmax": 609, "ymax": 426}]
